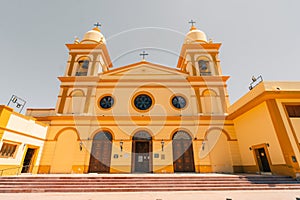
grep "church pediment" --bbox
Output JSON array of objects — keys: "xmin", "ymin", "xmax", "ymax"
[{"xmin": 101, "ymin": 61, "xmax": 188, "ymax": 78}]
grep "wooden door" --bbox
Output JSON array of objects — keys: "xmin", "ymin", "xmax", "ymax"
[
  {"xmin": 172, "ymin": 131, "xmax": 195, "ymax": 172},
  {"xmin": 88, "ymin": 132, "xmax": 112, "ymax": 173},
  {"xmin": 134, "ymin": 141, "xmax": 151, "ymax": 173}
]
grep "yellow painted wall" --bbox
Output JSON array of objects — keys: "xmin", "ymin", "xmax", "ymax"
[
  {"xmin": 290, "ymin": 118, "xmax": 300, "ymax": 143},
  {"xmin": 275, "ymin": 99, "xmax": 300, "ymax": 165},
  {"xmin": 38, "ymin": 116, "xmax": 241, "ymax": 174},
  {"xmin": 50, "ymin": 130, "xmax": 78, "ymax": 173},
  {"xmin": 152, "ymin": 140, "xmax": 173, "ymax": 173},
  {"xmin": 94, "ymin": 85, "xmax": 196, "ymax": 117},
  {"xmin": 205, "ymin": 129, "xmax": 233, "ymax": 173},
  {"xmin": 109, "ymin": 140, "xmax": 132, "ymax": 173},
  {"xmin": 0, "ymin": 106, "xmax": 13, "ymax": 140},
  {"xmin": 233, "ymin": 102, "xmax": 285, "ymax": 168}
]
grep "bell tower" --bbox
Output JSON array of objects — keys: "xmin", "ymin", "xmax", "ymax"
[
  {"xmin": 177, "ymin": 21, "xmax": 230, "ymax": 114},
  {"xmin": 55, "ymin": 24, "xmax": 112, "ymax": 114}
]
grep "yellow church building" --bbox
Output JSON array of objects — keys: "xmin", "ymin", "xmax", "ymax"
[{"xmin": 2, "ymin": 23, "xmax": 300, "ymax": 178}]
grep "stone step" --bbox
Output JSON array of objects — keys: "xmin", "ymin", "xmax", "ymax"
[
  {"xmin": 1, "ymin": 186, "xmax": 300, "ymax": 193},
  {"xmin": 0, "ymin": 175, "xmax": 295, "ymax": 179},
  {"xmin": 1, "ymin": 183, "xmax": 300, "ymax": 188},
  {"xmin": 0, "ymin": 180, "xmax": 298, "ymax": 185},
  {"xmin": 0, "ymin": 176, "xmax": 294, "ymax": 181},
  {"xmin": 0, "ymin": 174, "xmax": 299, "ymax": 193}
]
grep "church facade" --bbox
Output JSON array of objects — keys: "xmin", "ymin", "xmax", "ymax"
[{"xmin": 11, "ymin": 24, "xmax": 300, "ymax": 178}]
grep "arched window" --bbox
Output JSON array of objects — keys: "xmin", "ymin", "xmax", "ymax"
[
  {"xmin": 172, "ymin": 131, "xmax": 192, "ymax": 140},
  {"xmin": 68, "ymin": 90, "xmax": 85, "ymax": 114},
  {"xmin": 93, "ymin": 131, "xmax": 113, "ymax": 141},
  {"xmin": 203, "ymin": 89, "xmax": 221, "ymax": 114},
  {"xmin": 75, "ymin": 57, "xmax": 90, "ymax": 76},
  {"xmin": 198, "ymin": 59, "xmax": 211, "ymax": 76},
  {"xmin": 133, "ymin": 131, "xmax": 152, "ymax": 140}
]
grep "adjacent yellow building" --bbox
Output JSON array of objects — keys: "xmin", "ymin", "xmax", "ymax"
[
  {"xmin": 228, "ymin": 82, "xmax": 300, "ymax": 178},
  {"xmin": 0, "ymin": 105, "xmax": 48, "ymax": 175},
  {"xmin": 1, "ymin": 24, "xmax": 299, "ymax": 178}
]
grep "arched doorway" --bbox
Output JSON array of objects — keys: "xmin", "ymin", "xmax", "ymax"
[
  {"xmin": 172, "ymin": 131, "xmax": 195, "ymax": 172},
  {"xmin": 88, "ymin": 131, "xmax": 112, "ymax": 173},
  {"xmin": 132, "ymin": 131, "xmax": 152, "ymax": 173}
]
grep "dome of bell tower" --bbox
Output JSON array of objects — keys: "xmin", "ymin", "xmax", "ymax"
[
  {"xmin": 80, "ymin": 27, "xmax": 106, "ymax": 44},
  {"xmin": 184, "ymin": 25, "xmax": 208, "ymax": 44}
]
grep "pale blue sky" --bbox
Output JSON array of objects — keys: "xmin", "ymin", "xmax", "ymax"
[{"xmin": 0, "ymin": 0, "xmax": 299, "ymax": 112}]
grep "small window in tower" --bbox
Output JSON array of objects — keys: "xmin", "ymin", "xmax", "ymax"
[
  {"xmin": 286, "ymin": 105, "xmax": 300, "ymax": 117},
  {"xmin": 75, "ymin": 60, "xmax": 89, "ymax": 76},
  {"xmin": 198, "ymin": 60, "xmax": 211, "ymax": 76}
]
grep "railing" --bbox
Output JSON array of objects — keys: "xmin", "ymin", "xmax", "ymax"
[
  {"xmin": 200, "ymin": 72, "xmax": 212, "ymax": 76},
  {"xmin": 0, "ymin": 165, "xmax": 33, "ymax": 176}
]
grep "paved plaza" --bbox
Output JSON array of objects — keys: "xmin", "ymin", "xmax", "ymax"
[{"xmin": 1, "ymin": 190, "xmax": 300, "ymax": 200}]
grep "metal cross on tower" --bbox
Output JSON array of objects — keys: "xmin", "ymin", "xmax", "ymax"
[
  {"xmin": 94, "ymin": 22, "xmax": 101, "ymax": 28},
  {"xmin": 188, "ymin": 19, "xmax": 196, "ymax": 27},
  {"xmin": 139, "ymin": 51, "xmax": 149, "ymax": 60}
]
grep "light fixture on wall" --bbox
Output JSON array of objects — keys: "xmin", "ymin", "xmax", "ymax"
[
  {"xmin": 249, "ymin": 75, "xmax": 263, "ymax": 90},
  {"xmin": 266, "ymin": 143, "xmax": 270, "ymax": 147},
  {"xmin": 22, "ymin": 143, "xmax": 27, "ymax": 150},
  {"xmin": 201, "ymin": 141, "xmax": 206, "ymax": 151},
  {"xmin": 249, "ymin": 147, "xmax": 252, "ymax": 151},
  {"xmin": 79, "ymin": 141, "xmax": 83, "ymax": 151},
  {"xmin": 161, "ymin": 139, "xmax": 165, "ymax": 152},
  {"xmin": 120, "ymin": 140, "xmax": 123, "ymax": 152}
]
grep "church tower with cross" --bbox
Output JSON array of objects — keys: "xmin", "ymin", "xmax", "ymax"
[
  {"xmin": 177, "ymin": 20, "xmax": 230, "ymax": 114},
  {"xmin": 55, "ymin": 23, "xmax": 113, "ymax": 114}
]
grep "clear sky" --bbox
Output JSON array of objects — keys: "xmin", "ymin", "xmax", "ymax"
[{"xmin": 0, "ymin": 0, "xmax": 299, "ymax": 112}]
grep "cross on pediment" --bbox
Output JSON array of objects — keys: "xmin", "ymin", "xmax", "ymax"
[{"xmin": 139, "ymin": 51, "xmax": 149, "ymax": 60}]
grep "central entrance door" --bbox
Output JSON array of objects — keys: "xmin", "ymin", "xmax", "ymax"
[
  {"xmin": 88, "ymin": 131, "xmax": 112, "ymax": 173},
  {"xmin": 255, "ymin": 147, "xmax": 271, "ymax": 172},
  {"xmin": 132, "ymin": 131, "xmax": 152, "ymax": 173},
  {"xmin": 172, "ymin": 131, "xmax": 195, "ymax": 172}
]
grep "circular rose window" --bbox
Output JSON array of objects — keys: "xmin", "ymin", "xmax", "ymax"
[{"xmin": 134, "ymin": 94, "xmax": 152, "ymax": 111}]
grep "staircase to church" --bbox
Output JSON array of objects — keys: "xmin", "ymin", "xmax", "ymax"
[{"xmin": 0, "ymin": 174, "xmax": 299, "ymax": 193}]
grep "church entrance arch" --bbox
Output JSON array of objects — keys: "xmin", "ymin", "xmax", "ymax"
[
  {"xmin": 172, "ymin": 131, "xmax": 195, "ymax": 172},
  {"xmin": 132, "ymin": 131, "xmax": 152, "ymax": 173},
  {"xmin": 88, "ymin": 131, "xmax": 112, "ymax": 173}
]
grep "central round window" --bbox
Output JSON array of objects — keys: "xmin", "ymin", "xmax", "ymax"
[
  {"xmin": 99, "ymin": 96, "xmax": 114, "ymax": 109},
  {"xmin": 134, "ymin": 94, "xmax": 152, "ymax": 110}
]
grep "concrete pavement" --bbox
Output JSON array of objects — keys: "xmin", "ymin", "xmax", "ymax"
[{"xmin": 1, "ymin": 190, "xmax": 300, "ymax": 200}]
